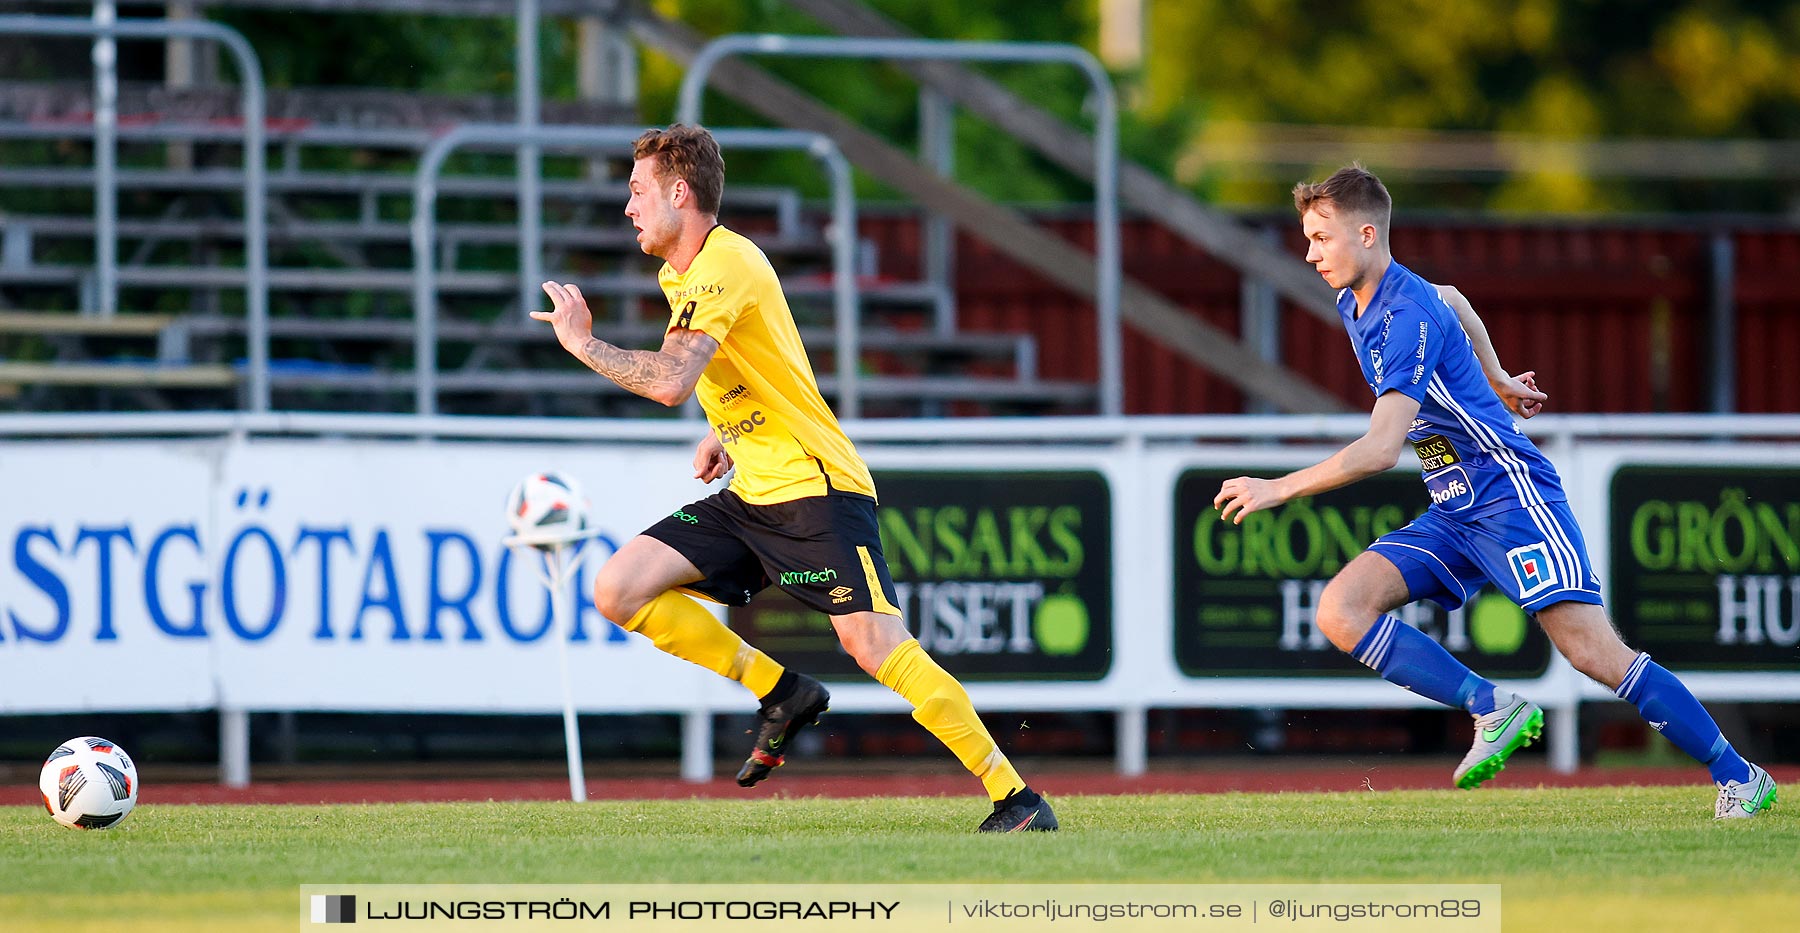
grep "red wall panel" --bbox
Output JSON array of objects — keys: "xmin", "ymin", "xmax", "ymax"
[
  {"xmin": 857, "ymin": 211, "xmax": 1800, "ymax": 415},
  {"xmin": 1733, "ymin": 231, "xmax": 1800, "ymax": 413}
]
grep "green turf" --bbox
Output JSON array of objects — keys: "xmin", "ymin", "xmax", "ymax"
[{"xmin": 2, "ymin": 787, "xmax": 1795, "ymax": 932}]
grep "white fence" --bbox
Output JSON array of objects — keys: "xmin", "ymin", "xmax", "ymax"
[{"xmin": 2, "ymin": 412, "xmax": 1797, "ymax": 783}]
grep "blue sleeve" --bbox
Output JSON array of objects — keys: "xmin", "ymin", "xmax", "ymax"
[{"xmin": 1370, "ymin": 303, "xmax": 1444, "ymax": 402}]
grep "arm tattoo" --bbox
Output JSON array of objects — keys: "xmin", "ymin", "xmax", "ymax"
[
  {"xmin": 573, "ymin": 329, "xmax": 717, "ymax": 402},
  {"xmin": 574, "ymin": 340, "xmax": 680, "ymax": 393}
]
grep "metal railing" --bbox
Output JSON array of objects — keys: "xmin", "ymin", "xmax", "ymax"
[
  {"xmin": 9, "ymin": 410, "xmax": 1798, "ymax": 443},
  {"xmin": 412, "ymin": 125, "xmax": 861, "ymax": 418},
  {"xmin": 676, "ymin": 34, "xmax": 1123, "ymax": 416},
  {"xmin": 0, "ymin": 12, "xmax": 271, "ymax": 413}
]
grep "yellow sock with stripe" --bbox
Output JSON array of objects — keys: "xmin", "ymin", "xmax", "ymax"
[
  {"xmin": 875, "ymin": 638, "xmax": 1024, "ymax": 801},
  {"xmin": 619, "ymin": 591, "xmax": 785, "ymax": 699}
]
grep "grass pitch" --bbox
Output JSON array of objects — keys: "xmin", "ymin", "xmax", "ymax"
[{"xmin": 2, "ymin": 787, "xmax": 1794, "ymax": 932}]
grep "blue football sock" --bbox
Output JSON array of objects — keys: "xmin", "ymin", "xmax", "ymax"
[
  {"xmin": 1615, "ymin": 653, "xmax": 1750, "ymax": 785},
  {"xmin": 1352, "ymin": 614, "xmax": 1499, "ymax": 715}
]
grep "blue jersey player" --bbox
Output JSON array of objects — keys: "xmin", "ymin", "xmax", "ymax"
[{"xmin": 1212, "ymin": 165, "xmax": 1776, "ymax": 819}]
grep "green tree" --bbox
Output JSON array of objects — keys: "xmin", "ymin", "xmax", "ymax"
[
  {"xmin": 1142, "ymin": 0, "xmax": 1800, "ymax": 211},
  {"xmin": 195, "ymin": 0, "xmax": 1800, "ymax": 213}
]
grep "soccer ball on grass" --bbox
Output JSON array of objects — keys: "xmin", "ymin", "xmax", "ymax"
[{"xmin": 39, "ymin": 737, "xmax": 139, "ymax": 830}]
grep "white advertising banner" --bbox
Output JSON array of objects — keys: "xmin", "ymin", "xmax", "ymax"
[
  {"xmin": 0, "ymin": 442, "xmax": 221, "ymax": 711},
  {"xmin": 7, "ymin": 420, "xmax": 1799, "ymax": 730},
  {"xmin": 0, "ymin": 438, "xmax": 721, "ymax": 713}
]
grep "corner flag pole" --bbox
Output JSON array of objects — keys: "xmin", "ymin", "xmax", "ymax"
[{"xmin": 505, "ymin": 527, "xmax": 602, "ymax": 803}]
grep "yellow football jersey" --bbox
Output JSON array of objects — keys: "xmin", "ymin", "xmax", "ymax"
[{"xmin": 659, "ymin": 225, "xmax": 876, "ymax": 505}]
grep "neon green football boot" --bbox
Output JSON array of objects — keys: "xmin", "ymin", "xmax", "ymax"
[
  {"xmin": 1715, "ymin": 764, "xmax": 1778, "ymax": 820},
  {"xmin": 1454, "ymin": 693, "xmax": 1544, "ymax": 789}
]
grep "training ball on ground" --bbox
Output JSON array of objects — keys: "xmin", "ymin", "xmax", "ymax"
[
  {"xmin": 39, "ymin": 737, "xmax": 139, "ymax": 830},
  {"xmin": 505, "ymin": 471, "xmax": 591, "ymax": 547}
]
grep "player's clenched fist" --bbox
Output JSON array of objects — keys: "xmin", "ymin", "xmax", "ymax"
[
  {"xmin": 693, "ymin": 431, "xmax": 733, "ymax": 483},
  {"xmin": 1213, "ymin": 476, "xmax": 1287, "ymax": 525}
]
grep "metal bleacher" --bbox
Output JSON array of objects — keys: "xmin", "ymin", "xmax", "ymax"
[{"xmin": 0, "ymin": 41, "xmax": 1090, "ymax": 417}]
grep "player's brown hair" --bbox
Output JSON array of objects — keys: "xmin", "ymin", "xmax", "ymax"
[
  {"xmin": 1293, "ymin": 163, "xmax": 1391, "ymax": 232},
  {"xmin": 632, "ymin": 123, "xmax": 724, "ymax": 215}
]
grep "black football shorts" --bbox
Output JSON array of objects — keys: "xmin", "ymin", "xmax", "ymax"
[{"xmin": 641, "ymin": 490, "xmax": 902, "ymax": 617}]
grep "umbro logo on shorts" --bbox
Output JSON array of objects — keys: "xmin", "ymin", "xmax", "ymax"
[{"xmin": 830, "ymin": 586, "xmax": 854, "ymax": 604}]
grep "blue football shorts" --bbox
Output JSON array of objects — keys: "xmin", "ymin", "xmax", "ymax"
[{"xmin": 1368, "ymin": 500, "xmax": 1604, "ymax": 612}]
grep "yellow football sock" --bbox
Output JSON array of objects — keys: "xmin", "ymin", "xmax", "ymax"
[
  {"xmin": 619, "ymin": 591, "xmax": 785, "ymax": 699},
  {"xmin": 875, "ymin": 638, "xmax": 1025, "ymax": 801}
]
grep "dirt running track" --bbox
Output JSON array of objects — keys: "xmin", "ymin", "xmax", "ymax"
[{"xmin": 9, "ymin": 763, "xmax": 1796, "ymax": 806}]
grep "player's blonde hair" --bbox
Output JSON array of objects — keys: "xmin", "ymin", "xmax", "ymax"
[
  {"xmin": 632, "ymin": 123, "xmax": 724, "ymax": 215},
  {"xmin": 1293, "ymin": 163, "xmax": 1391, "ymax": 234}
]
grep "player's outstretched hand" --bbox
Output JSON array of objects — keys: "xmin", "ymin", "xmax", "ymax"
[
  {"xmin": 694, "ymin": 431, "xmax": 733, "ymax": 484},
  {"xmin": 1497, "ymin": 370, "xmax": 1547, "ymax": 419},
  {"xmin": 1213, "ymin": 476, "xmax": 1286, "ymax": 525},
  {"xmin": 531, "ymin": 281, "xmax": 594, "ymax": 353}
]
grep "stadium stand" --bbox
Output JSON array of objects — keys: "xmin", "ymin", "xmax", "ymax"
[
  {"xmin": 0, "ymin": 3, "xmax": 1089, "ymax": 417},
  {"xmin": 4, "ymin": 0, "xmax": 1795, "ymax": 417}
]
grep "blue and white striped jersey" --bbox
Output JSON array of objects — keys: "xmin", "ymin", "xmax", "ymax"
[{"xmin": 1338, "ymin": 260, "xmax": 1567, "ymax": 521}]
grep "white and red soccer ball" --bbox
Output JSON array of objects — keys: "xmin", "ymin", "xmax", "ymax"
[
  {"xmin": 504, "ymin": 471, "xmax": 591, "ymax": 548},
  {"xmin": 39, "ymin": 737, "xmax": 139, "ymax": 830}
]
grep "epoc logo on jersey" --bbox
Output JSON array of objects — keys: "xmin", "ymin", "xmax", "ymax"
[{"xmin": 715, "ymin": 410, "xmax": 765, "ymax": 445}]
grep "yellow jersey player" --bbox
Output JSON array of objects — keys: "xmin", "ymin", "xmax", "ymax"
[{"xmin": 531, "ymin": 124, "xmax": 1055, "ymax": 832}]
